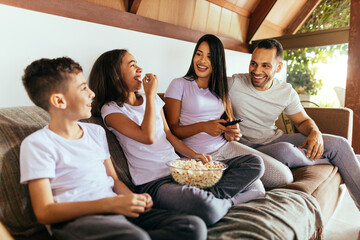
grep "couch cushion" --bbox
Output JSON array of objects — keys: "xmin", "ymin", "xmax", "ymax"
[
  {"xmin": 0, "ymin": 106, "xmax": 49, "ymax": 236},
  {"xmin": 208, "ymin": 188, "xmax": 323, "ymax": 240},
  {"xmin": 283, "ymin": 164, "xmax": 342, "ymax": 225}
]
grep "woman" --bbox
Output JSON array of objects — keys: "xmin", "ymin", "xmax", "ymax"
[
  {"xmin": 88, "ymin": 49, "xmax": 265, "ymax": 226},
  {"xmin": 164, "ymin": 34, "xmax": 292, "ymax": 188}
]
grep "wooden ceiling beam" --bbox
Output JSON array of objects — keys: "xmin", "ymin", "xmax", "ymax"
[
  {"xmin": 0, "ymin": 0, "xmax": 249, "ymax": 52},
  {"xmin": 252, "ymin": 26, "xmax": 350, "ymax": 50},
  {"xmin": 345, "ymin": 0, "xmax": 360, "ymax": 153},
  {"xmin": 284, "ymin": 0, "xmax": 322, "ymax": 35},
  {"xmin": 206, "ymin": 0, "xmax": 250, "ymax": 17},
  {"xmin": 246, "ymin": 0, "xmax": 277, "ymax": 43},
  {"xmin": 128, "ymin": 0, "xmax": 141, "ymax": 14}
]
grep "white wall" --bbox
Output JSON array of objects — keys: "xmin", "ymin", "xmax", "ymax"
[{"xmin": 0, "ymin": 4, "xmax": 252, "ymax": 108}]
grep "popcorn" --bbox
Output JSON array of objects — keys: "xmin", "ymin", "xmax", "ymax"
[{"xmin": 168, "ymin": 159, "xmax": 227, "ymax": 188}]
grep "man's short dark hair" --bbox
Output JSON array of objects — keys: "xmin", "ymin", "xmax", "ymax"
[
  {"xmin": 255, "ymin": 39, "xmax": 283, "ymax": 61},
  {"xmin": 22, "ymin": 57, "xmax": 83, "ymax": 111}
]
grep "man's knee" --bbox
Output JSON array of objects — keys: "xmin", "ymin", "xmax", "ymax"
[
  {"xmin": 323, "ymin": 134, "xmax": 351, "ymax": 150},
  {"xmin": 273, "ymin": 142, "xmax": 298, "ymax": 155}
]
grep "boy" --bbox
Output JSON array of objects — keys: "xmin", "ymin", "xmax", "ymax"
[{"xmin": 20, "ymin": 57, "xmax": 207, "ymax": 240}]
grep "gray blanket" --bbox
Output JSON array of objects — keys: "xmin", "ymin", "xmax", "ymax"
[{"xmin": 208, "ymin": 188, "xmax": 323, "ymax": 240}]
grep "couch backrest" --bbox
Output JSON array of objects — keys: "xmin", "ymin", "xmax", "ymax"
[
  {"xmin": 0, "ymin": 106, "xmax": 133, "ymax": 237},
  {"xmin": 304, "ymin": 107, "xmax": 353, "ymax": 144}
]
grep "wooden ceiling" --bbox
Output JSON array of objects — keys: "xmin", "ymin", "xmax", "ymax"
[
  {"xmin": 2, "ymin": 0, "xmax": 349, "ymax": 52},
  {"xmin": 84, "ymin": 0, "xmax": 320, "ymax": 42},
  {"xmin": 83, "ymin": 0, "xmax": 323, "ymax": 51}
]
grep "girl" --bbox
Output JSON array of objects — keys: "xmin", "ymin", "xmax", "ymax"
[
  {"xmin": 164, "ymin": 34, "xmax": 292, "ymax": 188},
  {"xmin": 88, "ymin": 49, "xmax": 264, "ymax": 226}
]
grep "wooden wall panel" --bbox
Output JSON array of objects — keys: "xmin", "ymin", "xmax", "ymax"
[
  {"xmin": 218, "ymin": 8, "xmax": 232, "ymax": 37},
  {"xmin": 229, "ymin": 13, "xmax": 246, "ymax": 42},
  {"xmin": 206, "ymin": 2, "xmax": 221, "ymax": 34},
  {"xmin": 266, "ymin": 0, "xmax": 306, "ymax": 28},
  {"xmin": 137, "ymin": 0, "xmax": 160, "ymax": 19},
  {"xmin": 192, "ymin": 0, "xmax": 210, "ymax": 32},
  {"xmin": 158, "ymin": 0, "xmax": 179, "ymax": 25},
  {"xmin": 178, "ymin": 0, "xmax": 196, "ymax": 29},
  {"xmin": 345, "ymin": 0, "xmax": 360, "ymax": 153},
  {"xmin": 138, "ymin": 0, "xmax": 250, "ymax": 44},
  {"xmin": 252, "ymin": 19, "xmax": 283, "ymax": 41}
]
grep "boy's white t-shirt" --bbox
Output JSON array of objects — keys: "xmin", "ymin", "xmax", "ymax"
[
  {"xmin": 101, "ymin": 94, "xmax": 178, "ymax": 186},
  {"xmin": 20, "ymin": 122, "xmax": 116, "ymax": 203},
  {"xmin": 164, "ymin": 77, "xmax": 227, "ymax": 154},
  {"xmin": 228, "ymin": 73, "xmax": 303, "ymax": 145}
]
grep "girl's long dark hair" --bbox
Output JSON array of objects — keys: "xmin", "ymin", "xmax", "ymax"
[
  {"xmin": 184, "ymin": 34, "xmax": 234, "ymax": 120},
  {"xmin": 88, "ymin": 49, "xmax": 129, "ymax": 116}
]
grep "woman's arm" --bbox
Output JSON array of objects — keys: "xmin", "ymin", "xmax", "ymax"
[
  {"xmin": 164, "ymin": 97, "xmax": 227, "ymax": 139},
  {"xmin": 161, "ymin": 109, "xmax": 211, "ymax": 163}
]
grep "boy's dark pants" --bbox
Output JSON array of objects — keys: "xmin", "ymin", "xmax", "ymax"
[{"xmin": 51, "ymin": 209, "xmax": 207, "ymax": 240}]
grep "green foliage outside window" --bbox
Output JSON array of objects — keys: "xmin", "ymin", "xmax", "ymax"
[{"xmin": 284, "ymin": 0, "xmax": 350, "ymax": 95}]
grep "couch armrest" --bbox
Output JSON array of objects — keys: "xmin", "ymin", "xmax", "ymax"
[{"xmin": 304, "ymin": 107, "xmax": 353, "ymax": 144}]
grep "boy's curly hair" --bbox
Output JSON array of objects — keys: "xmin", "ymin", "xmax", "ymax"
[{"xmin": 22, "ymin": 57, "xmax": 83, "ymax": 111}]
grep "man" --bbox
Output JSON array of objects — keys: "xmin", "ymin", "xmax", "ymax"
[{"xmin": 228, "ymin": 39, "xmax": 360, "ymax": 210}]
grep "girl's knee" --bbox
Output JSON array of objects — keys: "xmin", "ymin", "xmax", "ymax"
[
  {"xmin": 194, "ymin": 198, "xmax": 230, "ymax": 225},
  {"xmin": 251, "ymin": 154, "xmax": 265, "ymax": 177},
  {"xmin": 184, "ymin": 215, "xmax": 207, "ymax": 240},
  {"xmin": 250, "ymin": 179, "xmax": 265, "ymax": 193},
  {"xmin": 245, "ymin": 154, "xmax": 265, "ymax": 170},
  {"xmin": 245, "ymin": 179, "xmax": 265, "ymax": 200},
  {"xmin": 129, "ymin": 229, "xmax": 151, "ymax": 240}
]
